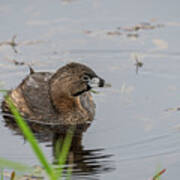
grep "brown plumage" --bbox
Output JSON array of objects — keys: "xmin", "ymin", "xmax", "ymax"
[{"xmin": 2, "ymin": 62, "xmax": 105, "ymax": 126}]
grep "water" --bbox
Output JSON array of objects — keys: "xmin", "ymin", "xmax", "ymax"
[{"xmin": 1, "ymin": 0, "xmax": 180, "ymax": 179}]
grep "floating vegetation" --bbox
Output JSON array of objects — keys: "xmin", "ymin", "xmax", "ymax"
[
  {"xmin": 83, "ymin": 21, "xmax": 164, "ymax": 39},
  {"xmin": 122, "ymin": 22, "xmax": 164, "ymax": 32},
  {"xmin": 0, "ymin": 166, "xmax": 44, "ymax": 180},
  {"xmin": 4, "ymin": 56, "xmax": 37, "ymax": 68},
  {"xmin": 4, "ymin": 57, "xmax": 33, "ymax": 67},
  {"xmin": 148, "ymin": 168, "xmax": 166, "ymax": 180},
  {"xmin": 106, "ymin": 31, "xmax": 122, "ymax": 36},
  {"xmin": 126, "ymin": 33, "xmax": 139, "ymax": 39},
  {"xmin": 131, "ymin": 53, "xmax": 144, "ymax": 74},
  {"xmin": 0, "ymin": 170, "xmax": 16, "ymax": 180},
  {"xmin": 0, "ymin": 35, "xmax": 45, "ymax": 54},
  {"xmin": 0, "ymin": 35, "xmax": 18, "ymax": 53},
  {"xmin": 12, "ymin": 59, "xmax": 25, "ymax": 66}
]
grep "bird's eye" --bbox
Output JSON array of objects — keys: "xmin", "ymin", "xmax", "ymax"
[{"xmin": 82, "ymin": 75, "xmax": 90, "ymax": 81}]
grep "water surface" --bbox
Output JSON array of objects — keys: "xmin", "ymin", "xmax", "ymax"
[{"xmin": 1, "ymin": 0, "xmax": 180, "ymax": 179}]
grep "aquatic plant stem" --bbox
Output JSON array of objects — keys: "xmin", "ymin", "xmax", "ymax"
[
  {"xmin": 57, "ymin": 128, "xmax": 74, "ymax": 178},
  {"xmin": 6, "ymin": 96, "xmax": 56, "ymax": 180}
]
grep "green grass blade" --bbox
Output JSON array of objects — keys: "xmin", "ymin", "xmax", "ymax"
[
  {"xmin": 1, "ymin": 169, "xmax": 3, "ymax": 180},
  {"xmin": 57, "ymin": 128, "xmax": 74, "ymax": 178},
  {"xmin": 54, "ymin": 139, "xmax": 62, "ymax": 161},
  {"xmin": 6, "ymin": 96, "xmax": 56, "ymax": 180},
  {"xmin": 153, "ymin": 169, "xmax": 166, "ymax": 180},
  {"xmin": 0, "ymin": 157, "xmax": 31, "ymax": 172}
]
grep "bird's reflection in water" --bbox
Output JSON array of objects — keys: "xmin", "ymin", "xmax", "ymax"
[{"xmin": 2, "ymin": 113, "xmax": 115, "ymax": 179}]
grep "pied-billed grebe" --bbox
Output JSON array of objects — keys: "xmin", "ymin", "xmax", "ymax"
[{"xmin": 2, "ymin": 63, "xmax": 105, "ymax": 126}]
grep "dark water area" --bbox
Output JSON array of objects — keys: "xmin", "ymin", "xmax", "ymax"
[{"xmin": 1, "ymin": 0, "xmax": 180, "ymax": 179}]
